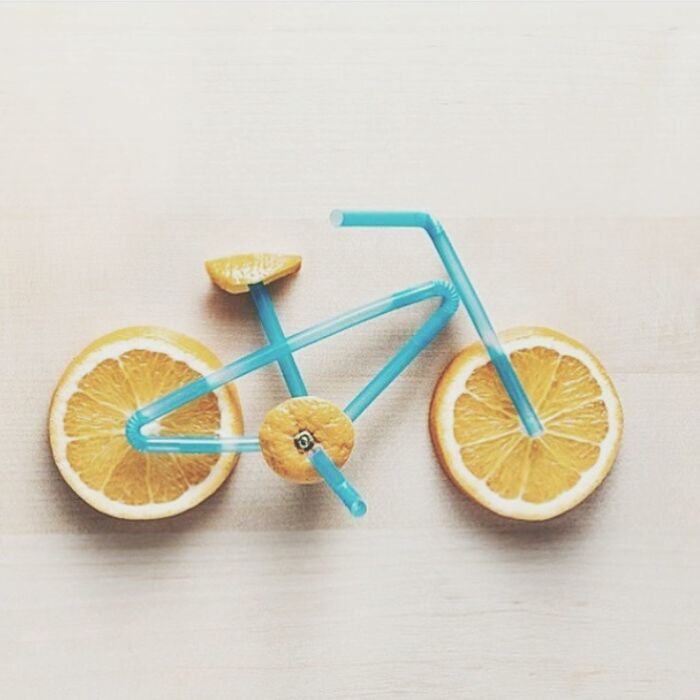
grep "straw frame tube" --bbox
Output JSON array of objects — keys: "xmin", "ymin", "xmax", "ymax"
[{"xmin": 125, "ymin": 279, "xmax": 458, "ymax": 454}]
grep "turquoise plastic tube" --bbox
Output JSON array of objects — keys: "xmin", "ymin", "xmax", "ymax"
[
  {"xmin": 250, "ymin": 282, "xmax": 368, "ymax": 517},
  {"xmin": 309, "ymin": 447, "xmax": 367, "ymax": 518},
  {"xmin": 124, "ymin": 206, "xmax": 538, "ymax": 516},
  {"xmin": 121, "ymin": 208, "xmax": 548, "ymax": 519},
  {"xmin": 344, "ymin": 280, "xmax": 458, "ymax": 420},
  {"xmin": 125, "ymin": 278, "xmax": 457, "ymax": 516},
  {"xmin": 249, "ymin": 283, "xmax": 307, "ymax": 397},
  {"xmin": 331, "ymin": 210, "xmax": 544, "ymax": 437},
  {"xmin": 127, "ymin": 279, "xmax": 456, "ymax": 447},
  {"xmin": 127, "ymin": 279, "xmax": 458, "ymax": 452}
]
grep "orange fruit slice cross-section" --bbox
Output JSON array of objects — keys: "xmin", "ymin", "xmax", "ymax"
[
  {"xmin": 430, "ymin": 327, "xmax": 623, "ymax": 520},
  {"xmin": 49, "ymin": 327, "xmax": 243, "ymax": 519}
]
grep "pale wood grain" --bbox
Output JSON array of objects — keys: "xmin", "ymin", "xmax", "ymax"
[{"xmin": 1, "ymin": 3, "xmax": 700, "ymax": 698}]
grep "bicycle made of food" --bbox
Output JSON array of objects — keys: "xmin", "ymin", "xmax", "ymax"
[{"xmin": 49, "ymin": 211, "xmax": 623, "ymax": 521}]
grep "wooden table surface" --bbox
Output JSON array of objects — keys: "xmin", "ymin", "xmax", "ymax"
[{"xmin": 2, "ymin": 3, "xmax": 699, "ymax": 698}]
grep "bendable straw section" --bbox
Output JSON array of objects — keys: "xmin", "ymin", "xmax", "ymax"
[
  {"xmin": 344, "ymin": 280, "xmax": 458, "ymax": 420},
  {"xmin": 331, "ymin": 210, "xmax": 544, "ymax": 437},
  {"xmin": 429, "ymin": 233, "xmax": 544, "ymax": 436},
  {"xmin": 309, "ymin": 447, "xmax": 367, "ymax": 518}
]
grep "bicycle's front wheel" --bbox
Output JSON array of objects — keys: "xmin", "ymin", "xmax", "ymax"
[
  {"xmin": 429, "ymin": 326, "xmax": 623, "ymax": 521},
  {"xmin": 48, "ymin": 326, "xmax": 244, "ymax": 519}
]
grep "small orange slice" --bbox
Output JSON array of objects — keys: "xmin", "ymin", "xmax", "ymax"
[
  {"xmin": 205, "ymin": 253, "xmax": 301, "ymax": 294},
  {"xmin": 49, "ymin": 327, "xmax": 243, "ymax": 519},
  {"xmin": 430, "ymin": 327, "xmax": 623, "ymax": 520},
  {"xmin": 258, "ymin": 397, "xmax": 354, "ymax": 484}
]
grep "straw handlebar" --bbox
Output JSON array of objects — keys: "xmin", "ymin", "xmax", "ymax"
[
  {"xmin": 329, "ymin": 210, "xmax": 444, "ymax": 239},
  {"xmin": 330, "ymin": 209, "xmax": 544, "ymax": 437}
]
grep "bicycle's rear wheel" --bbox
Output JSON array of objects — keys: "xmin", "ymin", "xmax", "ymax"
[{"xmin": 49, "ymin": 326, "xmax": 244, "ymax": 519}]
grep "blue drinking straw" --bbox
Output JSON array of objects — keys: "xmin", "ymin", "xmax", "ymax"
[
  {"xmin": 127, "ymin": 279, "xmax": 457, "ymax": 451},
  {"xmin": 330, "ymin": 210, "xmax": 544, "ymax": 437},
  {"xmin": 126, "ymin": 209, "xmax": 534, "ymax": 517},
  {"xmin": 127, "ymin": 277, "xmax": 457, "ymax": 517},
  {"xmin": 249, "ymin": 282, "xmax": 366, "ymax": 517},
  {"xmin": 309, "ymin": 447, "xmax": 367, "ymax": 517}
]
